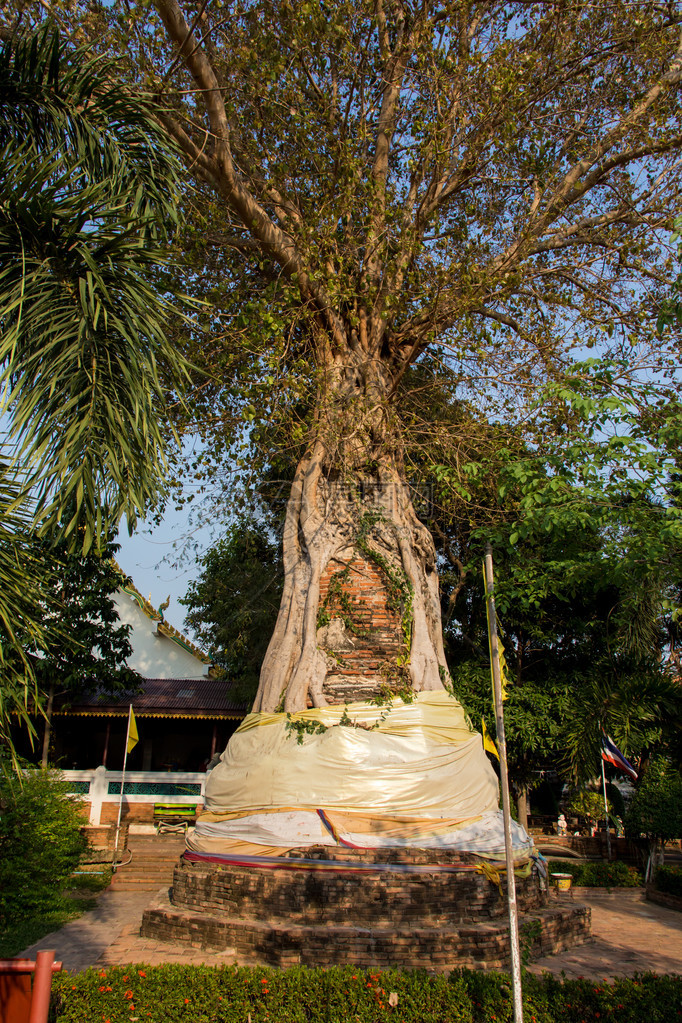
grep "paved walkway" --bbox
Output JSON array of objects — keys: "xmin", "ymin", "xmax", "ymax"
[
  {"xmin": 528, "ymin": 888, "xmax": 682, "ymax": 980},
  {"xmin": 19, "ymin": 885, "xmax": 682, "ymax": 978}
]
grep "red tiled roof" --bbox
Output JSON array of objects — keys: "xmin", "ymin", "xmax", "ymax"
[{"xmin": 54, "ymin": 677, "xmax": 249, "ymax": 719}]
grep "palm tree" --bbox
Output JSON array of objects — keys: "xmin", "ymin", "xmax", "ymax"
[{"xmin": 0, "ymin": 26, "xmax": 188, "ymax": 762}]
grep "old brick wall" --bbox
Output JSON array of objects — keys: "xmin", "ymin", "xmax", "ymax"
[
  {"xmin": 140, "ymin": 843, "xmax": 594, "ymax": 970},
  {"xmin": 170, "ymin": 861, "xmax": 543, "ymax": 928},
  {"xmin": 141, "ymin": 854, "xmax": 591, "ymax": 970},
  {"xmin": 318, "ymin": 555, "xmax": 405, "ymax": 704}
]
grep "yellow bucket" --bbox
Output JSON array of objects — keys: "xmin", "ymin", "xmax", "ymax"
[{"xmin": 551, "ymin": 872, "xmax": 573, "ymax": 892}]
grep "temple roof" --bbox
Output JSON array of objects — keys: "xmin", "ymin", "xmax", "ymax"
[
  {"xmin": 54, "ymin": 676, "xmax": 249, "ymax": 720},
  {"xmin": 113, "ymin": 566, "xmax": 210, "ymax": 666}
]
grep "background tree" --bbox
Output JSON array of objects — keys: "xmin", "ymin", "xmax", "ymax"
[
  {"xmin": 425, "ymin": 380, "xmax": 682, "ymax": 817},
  {"xmin": 33, "ymin": 534, "xmax": 142, "ymax": 768},
  {"xmin": 625, "ymin": 757, "xmax": 682, "ymax": 879},
  {"xmin": 182, "ymin": 522, "xmax": 283, "ymax": 706}
]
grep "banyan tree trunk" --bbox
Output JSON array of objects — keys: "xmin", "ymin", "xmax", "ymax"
[{"xmin": 253, "ymin": 362, "xmax": 449, "ymax": 714}]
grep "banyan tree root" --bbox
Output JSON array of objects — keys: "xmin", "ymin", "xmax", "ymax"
[{"xmin": 254, "ymin": 451, "xmax": 449, "ymax": 714}]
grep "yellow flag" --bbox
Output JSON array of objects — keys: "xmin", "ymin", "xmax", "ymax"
[
  {"xmin": 127, "ymin": 707, "xmax": 139, "ymax": 754},
  {"xmin": 483, "ymin": 565, "xmax": 511, "ymax": 701},
  {"xmin": 481, "ymin": 717, "xmax": 499, "ymax": 760},
  {"xmin": 497, "ymin": 639, "xmax": 510, "ymax": 702}
]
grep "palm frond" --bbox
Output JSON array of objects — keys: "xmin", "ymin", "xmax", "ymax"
[
  {"xmin": 0, "ymin": 26, "xmax": 191, "ymax": 550},
  {"xmin": 0, "ymin": 26, "xmax": 181, "ymax": 234},
  {"xmin": 0, "ymin": 461, "xmax": 47, "ymax": 767}
]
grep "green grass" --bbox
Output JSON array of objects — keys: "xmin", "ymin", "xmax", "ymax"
[{"xmin": 0, "ymin": 868, "xmax": 112, "ymax": 958}]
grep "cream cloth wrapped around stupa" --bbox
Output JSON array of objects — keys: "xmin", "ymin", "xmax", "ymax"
[{"xmin": 188, "ymin": 691, "xmax": 532, "ymax": 860}]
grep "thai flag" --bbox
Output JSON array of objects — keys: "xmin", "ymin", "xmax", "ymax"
[{"xmin": 601, "ymin": 735, "xmax": 638, "ymax": 781}]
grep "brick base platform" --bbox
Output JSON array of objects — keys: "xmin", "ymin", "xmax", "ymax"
[{"xmin": 140, "ymin": 846, "xmax": 592, "ymax": 970}]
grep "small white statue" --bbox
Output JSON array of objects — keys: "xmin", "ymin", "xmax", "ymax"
[{"xmin": 557, "ymin": 813, "xmax": 567, "ymax": 836}]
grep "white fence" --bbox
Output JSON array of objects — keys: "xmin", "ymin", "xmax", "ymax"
[{"xmin": 62, "ymin": 766, "xmax": 206, "ymax": 825}]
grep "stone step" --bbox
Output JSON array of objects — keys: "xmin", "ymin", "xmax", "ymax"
[
  {"xmin": 113, "ymin": 866, "xmax": 179, "ymax": 878},
  {"xmin": 108, "ymin": 837, "xmax": 185, "ymax": 891},
  {"xmin": 114, "ymin": 858, "xmax": 183, "ymax": 872},
  {"xmin": 110, "ymin": 870, "xmax": 178, "ymax": 891},
  {"xmin": 110, "ymin": 879, "xmax": 172, "ymax": 892},
  {"xmin": 120, "ymin": 851, "xmax": 184, "ymax": 862}
]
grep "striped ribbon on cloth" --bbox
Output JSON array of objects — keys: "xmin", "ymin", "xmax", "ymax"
[{"xmin": 182, "ymin": 848, "xmax": 534, "ymax": 880}]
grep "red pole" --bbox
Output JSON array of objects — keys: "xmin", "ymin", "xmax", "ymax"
[{"xmin": 29, "ymin": 950, "xmax": 55, "ymax": 1023}]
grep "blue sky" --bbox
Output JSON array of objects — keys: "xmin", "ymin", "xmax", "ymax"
[{"xmin": 115, "ymin": 506, "xmax": 215, "ymax": 640}]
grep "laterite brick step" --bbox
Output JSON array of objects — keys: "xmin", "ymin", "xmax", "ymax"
[
  {"xmin": 140, "ymin": 845, "xmax": 593, "ymax": 970},
  {"xmin": 141, "ymin": 891, "xmax": 591, "ymax": 971},
  {"xmin": 170, "ymin": 854, "xmax": 542, "ymax": 926}
]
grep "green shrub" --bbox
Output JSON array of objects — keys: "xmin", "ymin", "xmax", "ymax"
[
  {"xmin": 49, "ymin": 966, "xmax": 682, "ymax": 1023},
  {"xmin": 546, "ymin": 859, "xmax": 642, "ymax": 887},
  {"xmin": 0, "ymin": 768, "xmax": 87, "ymax": 925},
  {"xmin": 624, "ymin": 758, "xmax": 682, "ymax": 843},
  {"xmin": 68, "ymin": 867, "xmax": 113, "ymax": 893},
  {"xmin": 654, "ymin": 864, "xmax": 682, "ymax": 898},
  {"xmin": 564, "ymin": 788, "xmax": 604, "ymax": 822},
  {"xmin": 605, "ymin": 782, "xmax": 626, "ymax": 820}
]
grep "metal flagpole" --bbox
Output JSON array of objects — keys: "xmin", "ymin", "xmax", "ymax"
[
  {"xmin": 484, "ymin": 544, "xmax": 523, "ymax": 1023},
  {"xmin": 113, "ymin": 704, "xmax": 133, "ymax": 872},
  {"xmin": 600, "ymin": 755, "xmax": 612, "ymax": 862}
]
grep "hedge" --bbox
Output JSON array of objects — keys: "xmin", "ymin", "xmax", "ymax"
[
  {"xmin": 50, "ymin": 965, "xmax": 682, "ymax": 1023},
  {"xmin": 654, "ymin": 865, "xmax": 682, "ymax": 898},
  {"xmin": 546, "ymin": 859, "xmax": 642, "ymax": 887}
]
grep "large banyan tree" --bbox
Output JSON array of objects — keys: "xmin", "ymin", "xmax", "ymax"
[
  {"xmin": 149, "ymin": 0, "xmax": 682, "ymax": 716},
  {"xmin": 9, "ymin": 0, "xmax": 682, "ymax": 716}
]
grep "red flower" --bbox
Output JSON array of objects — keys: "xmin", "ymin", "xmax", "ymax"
[
  {"xmin": 125, "ymin": 990, "xmax": 133, "ymax": 999},
  {"xmin": 184, "ymin": 998, "xmax": 190, "ymax": 1004},
  {"xmin": 138, "ymin": 971, "xmax": 146, "ymax": 978}
]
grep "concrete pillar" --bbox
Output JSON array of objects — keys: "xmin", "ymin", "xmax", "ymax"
[{"xmin": 89, "ymin": 765, "xmax": 108, "ymax": 825}]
